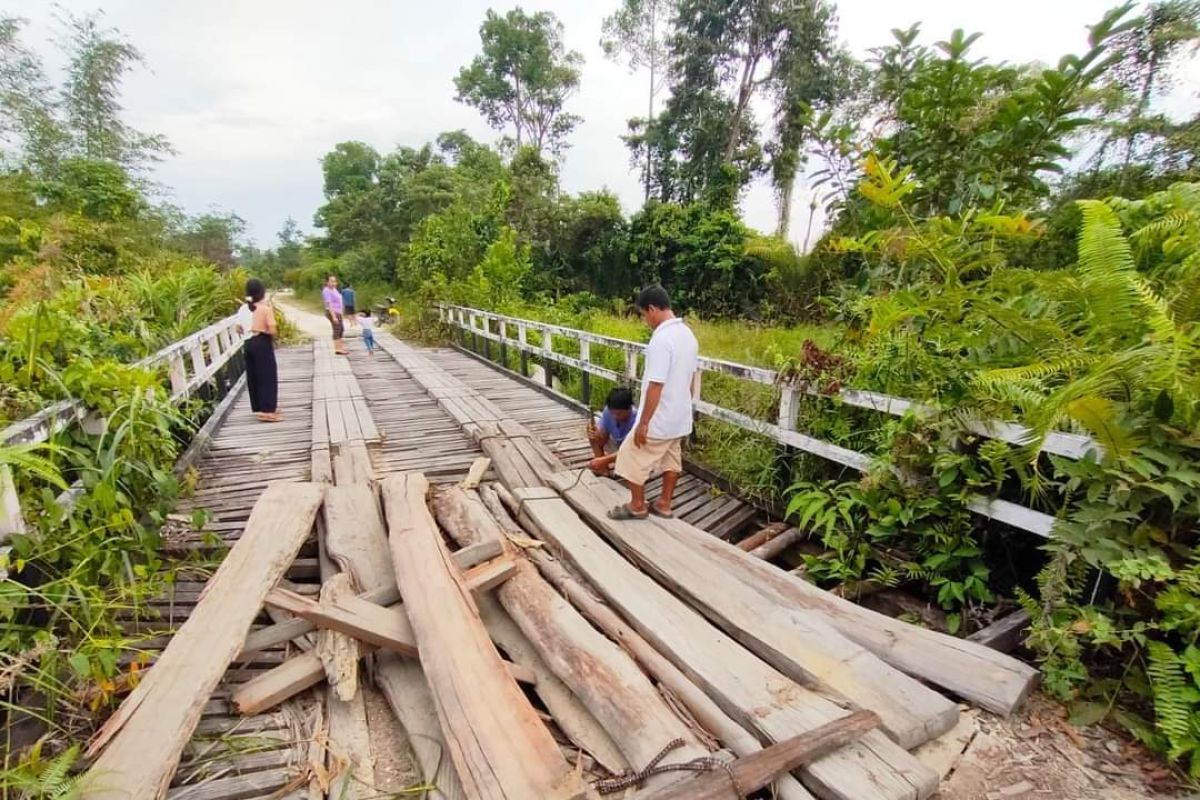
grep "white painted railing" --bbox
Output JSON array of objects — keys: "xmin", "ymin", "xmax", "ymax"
[
  {"xmin": 0, "ymin": 313, "xmax": 245, "ymax": 542},
  {"xmin": 438, "ymin": 304, "xmax": 1100, "ymax": 539}
]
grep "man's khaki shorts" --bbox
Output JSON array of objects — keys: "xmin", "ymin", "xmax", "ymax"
[{"xmin": 614, "ymin": 435, "xmax": 683, "ymax": 486}]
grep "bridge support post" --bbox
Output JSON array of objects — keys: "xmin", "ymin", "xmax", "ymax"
[
  {"xmin": 499, "ymin": 320, "xmax": 508, "ymax": 368},
  {"xmin": 776, "ymin": 386, "xmax": 800, "ymax": 495},
  {"xmin": 518, "ymin": 323, "xmax": 529, "ymax": 377},
  {"xmin": 579, "ymin": 339, "xmax": 591, "ymax": 408}
]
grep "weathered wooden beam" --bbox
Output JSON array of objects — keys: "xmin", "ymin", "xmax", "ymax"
[
  {"xmin": 749, "ymin": 527, "xmax": 805, "ymax": 560},
  {"xmin": 623, "ymin": 487, "xmax": 1039, "ymax": 716},
  {"xmin": 233, "ymin": 556, "xmax": 523, "ymax": 715},
  {"xmin": 553, "ymin": 472, "xmax": 959, "ymax": 750},
  {"xmin": 736, "ymin": 522, "xmax": 789, "ymax": 552},
  {"xmin": 434, "ymin": 486, "xmax": 706, "ymax": 789},
  {"xmin": 485, "ymin": 484, "xmax": 809, "ymax": 800},
  {"xmin": 967, "ymin": 610, "xmax": 1031, "ymax": 653},
  {"xmin": 636, "ymin": 711, "xmax": 880, "ymax": 800},
  {"xmin": 513, "ymin": 486, "xmax": 937, "ymax": 800},
  {"xmin": 382, "ymin": 473, "xmax": 583, "ymax": 800},
  {"xmin": 80, "ymin": 482, "xmax": 325, "ymax": 800}
]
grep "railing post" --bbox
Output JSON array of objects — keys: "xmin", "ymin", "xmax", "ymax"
[
  {"xmin": 542, "ymin": 325, "xmax": 554, "ymax": 388},
  {"xmin": 470, "ymin": 312, "xmax": 480, "ymax": 353},
  {"xmin": 579, "ymin": 338, "xmax": 591, "ymax": 407},
  {"xmin": 518, "ymin": 323, "xmax": 529, "ymax": 377},
  {"xmin": 189, "ymin": 342, "xmax": 207, "ymax": 386},
  {"xmin": 499, "ymin": 319, "xmax": 508, "ymax": 368},
  {"xmin": 482, "ymin": 315, "xmax": 492, "ymax": 361},
  {"xmin": 625, "ymin": 348, "xmax": 639, "ymax": 387},
  {"xmin": 0, "ymin": 465, "xmax": 26, "ymax": 542},
  {"xmin": 776, "ymin": 384, "xmax": 800, "ymax": 492},
  {"xmin": 168, "ymin": 354, "xmax": 188, "ymax": 398}
]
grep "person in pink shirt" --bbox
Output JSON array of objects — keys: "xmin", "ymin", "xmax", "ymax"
[{"xmin": 322, "ymin": 273, "xmax": 347, "ymax": 355}]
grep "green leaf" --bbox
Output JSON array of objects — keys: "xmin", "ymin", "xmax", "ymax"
[
  {"xmin": 68, "ymin": 652, "xmax": 91, "ymax": 680},
  {"xmin": 1068, "ymin": 700, "xmax": 1108, "ymax": 727}
]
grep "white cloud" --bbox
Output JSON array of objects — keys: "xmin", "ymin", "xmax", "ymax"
[{"xmin": 14, "ymin": 0, "xmax": 1192, "ymax": 247}]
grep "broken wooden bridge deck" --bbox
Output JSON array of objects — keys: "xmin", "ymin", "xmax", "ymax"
[{"xmin": 100, "ymin": 329, "xmax": 1037, "ymax": 800}]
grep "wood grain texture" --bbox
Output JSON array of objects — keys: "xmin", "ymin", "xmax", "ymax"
[
  {"xmin": 553, "ymin": 471, "xmax": 959, "ymax": 749},
  {"xmin": 433, "ymin": 486, "xmax": 707, "ymax": 789},
  {"xmin": 514, "ymin": 488, "xmax": 937, "ymax": 800},
  {"xmin": 623, "ymin": 488, "xmax": 1038, "ymax": 715},
  {"xmin": 637, "ymin": 711, "xmax": 879, "ymax": 800},
  {"xmin": 81, "ymin": 482, "xmax": 324, "ymax": 800},
  {"xmin": 382, "ymin": 473, "xmax": 583, "ymax": 800}
]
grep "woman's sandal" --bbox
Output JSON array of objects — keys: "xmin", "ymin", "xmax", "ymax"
[
  {"xmin": 607, "ymin": 504, "xmax": 649, "ymax": 521},
  {"xmin": 649, "ymin": 505, "xmax": 674, "ymax": 519}
]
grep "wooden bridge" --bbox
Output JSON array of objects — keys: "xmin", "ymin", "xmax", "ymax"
[{"xmin": 1, "ymin": 314, "xmax": 1045, "ymax": 800}]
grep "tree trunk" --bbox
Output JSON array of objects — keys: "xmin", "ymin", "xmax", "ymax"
[
  {"xmin": 724, "ymin": 52, "xmax": 761, "ymax": 163},
  {"xmin": 776, "ymin": 177, "xmax": 795, "ymax": 239}
]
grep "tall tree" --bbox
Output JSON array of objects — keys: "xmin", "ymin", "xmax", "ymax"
[
  {"xmin": 1110, "ymin": 1, "xmax": 1200, "ymax": 179},
  {"xmin": 0, "ymin": 16, "xmax": 65, "ymax": 174},
  {"xmin": 58, "ymin": 11, "xmax": 171, "ymax": 171},
  {"xmin": 601, "ymin": 0, "xmax": 674, "ymax": 201},
  {"xmin": 454, "ymin": 8, "xmax": 584, "ymax": 157}
]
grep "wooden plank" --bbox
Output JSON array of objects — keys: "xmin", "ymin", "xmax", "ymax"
[
  {"xmin": 552, "ymin": 471, "xmax": 959, "ymax": 749},
  {"xmin": 326, "ymin": 397, "xmax": 348, "ymax": 444},
  {"xmin": 241, "ymin": 546, "xmax": 498, "ymax": 658},
  {"xmin": 736, "ymin": 522, "xmax": 789, "ymax": 552},
  {"xmin": 327, "ymin": 683, "xmax": 375, "ymax": 799},
  {"xmin": 435, "ymin": 487, "xmax": 697, "ymax": 782},
  {"xmin": 966, "ymin": 611, "xmax": 1030, "ymax": 653},
  {"xmin": 374, "ymin": 655, "xmax": 468, "ymax": 800},
  {"xmin": 311, "ymin": 400, "xmax": 328, "ymax": 447},
  {"xmin": 381, "ymin": 473, "xmax": 583, "ymax": 800},
  {"xmin": 638, "ymin": 711, "xmax": 879, "ymax": 800},
  {"xmin": 477, "ymin": 593, "xmax": 628, "ymax": 776},
  {"xmin": 315, "ymin": 574, "xmax": 361, "ymax": 700},
  {"xmin": 80, "ymin": 482, "xmax": 325, "ymax": 800},
  {"xmin": 339, "ymin": 399, "xmax": 364, "ymax": 442},
  {"xmin": 520, "ymin": 546, "xmax": 814, "ymax": 800},
  {"xmin": 233, "ymin": 558, "xmax": 526, "ymax": 715},
  {"xmin": 751, "ymin": 527, "xmax": 805, "ymax": 560},
  {"xmin": 513, "ymin": 488, "xmax": 936, "ymax": 800},
  {"xmin": 323, "ymin": 484, "xmax": 391, "ymax": 591},
  {"xmin": 353, "ymin": 397, "xmax": 379, "ymax": 441},
  {"xmin": 629, "ymin": 495, "xmax": 1039, "ymax": 716}
]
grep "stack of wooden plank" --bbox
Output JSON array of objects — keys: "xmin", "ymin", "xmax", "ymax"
[{"xmin": 78, "ymin": 335, "xmax": 1040, "ymax": 800}]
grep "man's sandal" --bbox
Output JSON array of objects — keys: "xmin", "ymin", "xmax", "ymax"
[
  {"xmin": 608, "ymin": 504, "xmax": 649, "ymax": 521},
  {"xmin": 649, "ymin": 505, "xmax": 674, "ymax": 519}
]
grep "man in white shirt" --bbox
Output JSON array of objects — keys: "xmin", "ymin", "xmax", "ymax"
[{"xmin": 609, "ymin": 285, "xmax": 699, "ymax": 520}]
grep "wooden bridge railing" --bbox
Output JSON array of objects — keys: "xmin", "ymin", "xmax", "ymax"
[
  {"xmin": 438, "ymin": 304, "xmax": 1103, "ymax": 540},
  {"xmin": 0, "ymin": 312, "xmax": 245, "ymax": 542}
]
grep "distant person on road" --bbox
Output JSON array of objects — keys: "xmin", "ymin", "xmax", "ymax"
[
  {"xmin": 587, "ymin": 386, "xmax": 637, "ymax": 477},
  {"xmin": 341, "ymin": 283, "xmax": 357, "ymax": 328},
  {"xmin": 608, "ymin": 285, "xmax": 698, "ymax": 521},
  {"xmin": 358, "ymin": 310, "xmax": 376, "ymax": 356},
  {"xmin": 322, "ymin": 274, "xmax": 347, "ymax": 355},
  {"xmin": 243, "ymin": 278, "xmax": 280, "ymax": 423}
]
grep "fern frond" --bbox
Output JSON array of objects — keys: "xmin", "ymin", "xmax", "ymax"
[
  {"xmin": 0, "ymin": 444, "xmax": 67, "ymax": 490},
  {"xmin": 1063, "ymin": 395, "xmax": 1141, "ymax": 458},
  {"xmin": 1146, "ymin": 641, "xmax": 1196, "ymax": 761}
]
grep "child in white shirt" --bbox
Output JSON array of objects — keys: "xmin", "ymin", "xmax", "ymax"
[{"xmin": 358, "ymin": 311, "xmax": 376, "ymax": 355}]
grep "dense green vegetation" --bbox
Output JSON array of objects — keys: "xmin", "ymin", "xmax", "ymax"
[
  {"xmin": 268, "ymin": 0, "xmax": 1200, "ymax": 780},
  {"xmin": 0, "ymin": 12, "xmax": 258, "ymax": 775}
]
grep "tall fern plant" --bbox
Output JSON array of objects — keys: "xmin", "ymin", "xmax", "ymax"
[{"xmin": 976, "ymin": 197, "xmax": 1200, "ymax": 456}]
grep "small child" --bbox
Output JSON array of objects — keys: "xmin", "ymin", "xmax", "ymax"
[
  {"xmin": 587, "ymin": 387, "xmax": 637, "ymax": 476},
  {"xmin": 358, "ymin": 310, "xmax": 376, "ymax": 355}
]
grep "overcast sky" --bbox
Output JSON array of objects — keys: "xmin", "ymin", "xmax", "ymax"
[{"xmin": 14, "ymin": 0, "xmax": 1199, "ymax": 247}]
